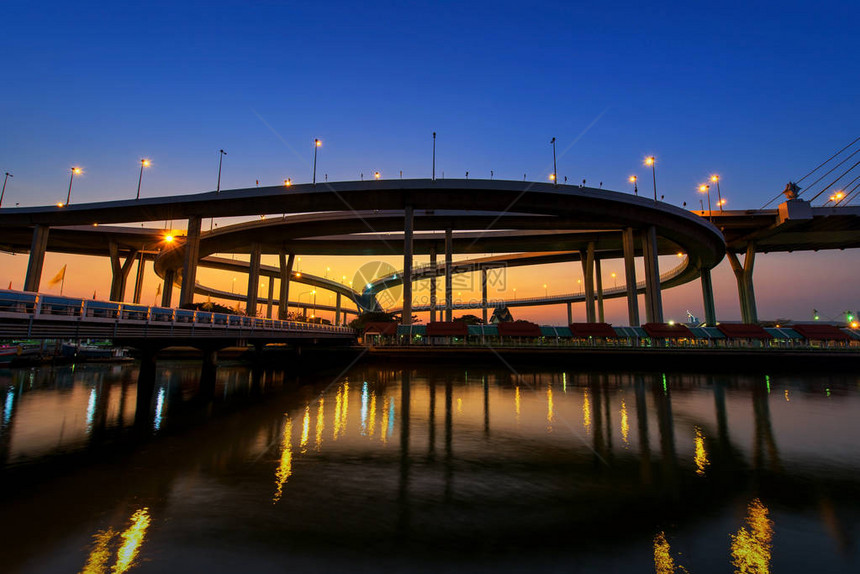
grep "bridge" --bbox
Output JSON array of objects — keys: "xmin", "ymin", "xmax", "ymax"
[
  {"xmin": 0, "ymin": 290, "xmax": 355, "ymax": 350},
  {"xmin": 1, "ymin": 179, "xmax": 859, "ymax": 332}
]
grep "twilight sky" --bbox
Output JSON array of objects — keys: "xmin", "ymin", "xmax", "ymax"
[{"xmin": 1, "ymin": 1, "xmax": 858, "ymax": 324}]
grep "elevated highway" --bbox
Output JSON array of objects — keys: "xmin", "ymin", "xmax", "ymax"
[{"xmin": 1, "ymin": 180, "xmax": 858, "ymax": 327}]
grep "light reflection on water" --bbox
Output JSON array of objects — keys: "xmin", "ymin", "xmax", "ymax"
[{"xmin": 1, "ymin": 363, "xmax": 860, "ymax": 573}]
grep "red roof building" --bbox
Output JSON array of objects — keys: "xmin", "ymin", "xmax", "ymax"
[
  {"xmin": 426, "ymin": 321, "xmax": 469, "ymax": 337},
  {"xmin": 642, "ymin": 323, "xmax": 695, "ymax": 339},
  {"xmin": 790, "ymin": 324, "xmax": 851, "ymax": 341},
  {"xmin": 569, "ymin": 323, "xmax": 618, "ymax": 338},
  {"xmin": 497, "ymin": 321, "xmax": 542, "ymax": 337}
]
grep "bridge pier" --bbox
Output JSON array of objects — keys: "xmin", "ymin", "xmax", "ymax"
[
  {"xmin": 132, "ymin": 253, "xmax": 146, "ymax": 304},
  {"xmin": 24, "ymin": 224, "xmax": 50, "ymax": 292},
  {"xmin": 701, "ymin": 267, "xmax": 717, "ymax": 325},
  {"xmin": 179, "ymin": 215, "xmax": 201, "ymax": 307},
  {"xmin": 266, "ymin": 278, "xmax": 274, "ymax": 319},
  {"xmin": 642, "ymin": 226, "xmax": 663, "ymax": 323},
  {"xmin": 622, "ymin": 227, "xmax": 640, "ymax": 326},
  {"xmin": 109, "ymin": 241, "xmax": 139, "ymax": 302},
  {"xmin": 595, "ymin": 258, "xmax": 605, "ymax": 323},
  {"xmin": 567, "ymin": 302, "xmax": 572, "ymax": 324},
  {"xmin": 481, "ymin": 268, "xmax": 488, "ymax": 324},
  {"xmin": 335, "ymin": 292, "xmax": 342, "ymax": 325},
  {"xmin": 402, "ymin": 205, "xmax": 413, "ymax": 326},
  {"xmin": 429, "ymin": 246, "xmax": 437, "ymax": 322},
  {"xmin": 247, "ymin": 241, "xmax": 262, "ymax": 316},
  {"xmin": 278, "ymin": 251, "xmax": 295, "ymax": 320},
  {"xmin": 581, "ymin": 243, "xmax": 596, "ymax": 323},
  {"xmin": 727, "ymin": 243, "xmax": 758, "ymax": 324},
  {"xmin": 161, "ymin": 268, "xmax": 175, "ymax": 307},
  {"xmin": 444, "ymin": 227, "xmax": 453, "ymax": 322}
]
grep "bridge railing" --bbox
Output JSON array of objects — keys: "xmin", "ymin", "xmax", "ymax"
[{"xmin": 0, "ymin": 289, "xmax": 355, "ymax": 335}]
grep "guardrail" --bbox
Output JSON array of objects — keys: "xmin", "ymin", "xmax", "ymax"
[{"xmin": 0, "ymin": 289, "xmax": 355, "ymax": 336}]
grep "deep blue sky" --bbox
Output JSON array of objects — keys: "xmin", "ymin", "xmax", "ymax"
[
  {"xmin": 3, "ymin": 0, "xmax": 857, "ymax": 206},
  {"xmin": 1, "ymin": 0, "xmax": 857, "ymax": 321}
]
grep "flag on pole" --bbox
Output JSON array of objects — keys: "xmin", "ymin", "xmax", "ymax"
[{"xmin": 48, "ymin": 265, "xmax": 66, "ymax": 287}]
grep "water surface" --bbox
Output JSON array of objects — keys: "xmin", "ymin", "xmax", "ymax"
[{"xmin": 1, "ymin": 361, "xmax": 859, "ymax": 572}]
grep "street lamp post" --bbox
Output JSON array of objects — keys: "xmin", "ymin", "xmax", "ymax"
[
  {"xmin": 629, "ymin": 175, "xmax": 638, "ymax": 196},
  {"xmin": 66, "ymin": 167, "xmax": 82, "ymax": 206},
  {"xmin": 0, "ymin": 172, "xmax": 12, "ymax": 208},
  {"xmin": 212, "ymin": 149, "xmax": 226, "ymax": 231},
  {"xmin": 298, "ymin": 289, "xmax": 316, "ymax": 320},
  {"xmin": 699, "ymin": 184, "xmax": 712, "ymax": 220},
  {"xmin": 645, "ymin": 156, "xmax": 657, "ymax": 201},
  {"xmin": 216, "ymin": 149, "xmax": 226, "ymax": 192},
  {"xmin": 711, "ymin": 174, "xmax": 723, "ymax": 212},
  {"xmin": 432, "ymin": 132, "xmax": 436, "ymax": 181},
  {"xmin": 551, "ymin": 137, "xmax": 558, "ymax": 187},
  {"xmin": 136, "ymin": 159, "xmax": 151, "ymax": 200},
  {"xmin": 543, "ymin": 283, "xmax": 548, "ymax": 297},
  {"xmin": 611, "ymin": 272, "xmax": 617, "ymax": 288},
  {"xmin": 313, "ymin": 139, "xmax": 321, "ymax": 185}
]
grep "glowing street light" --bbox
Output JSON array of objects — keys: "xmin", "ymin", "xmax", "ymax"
[
  {"xmin": 374, "ymin": 171, "xmax": 380, "ymax": 180},
  {"xmin": 628, "ymin": 175, "xmax": 638, "ymax": 196},
  {"xmin": 543, "ymin": 283, "xmax": 548, "ymax": 297},
  {"xmin": 611, "ymin": 272, "xmax": 617, "ymax": 288},
  {"xmin": 66, "ymin": 166, "xmax": 82, "ymax": 206},
  {"xmin": 710, "ymin": 174, "xmax": 723, "ymax": 212},
  {"xmin": 698, "ymin": 184, "xmax": 712, "ymax": 220},
  {"xmin": 644, "ymin": 156, "xmax": 657, "ymax": 201},
  {"xmin": 136, "ymin": 159, "xmax": 151, "ymax": 200},
  {"xmin": 550, "ymin": 137, "xmax": 558, "ymax": 187},
  {"xmin": 313, "ymin": 139, "xmax": 322, "ymax": 185},
  {"xmin": 0, "ymin": 172, "xmax": 12, "ymax": 208},
  {"xmin": 284, "ymin": 178, "xmax": 292, "ymax": 187}
]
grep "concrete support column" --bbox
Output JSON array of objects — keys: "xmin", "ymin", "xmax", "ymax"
[
  {"xmin": 335, "ymin": 293, "xmax": 342, "ymax": 325},
  {"xmin": 161, "ymin": 269, "xmax": 175, "ymax": 307},
  {"xmin": 266, "ymin": 278, "xmax": 274, "ymax": 319},
  {"xmin": 481, "ymin": 268, "xmax": 488, "ymax": 324},
  {"xmin": 580, "ymin": 243, "xmax": 596, "ymax": 323},
  {"xmin": 595, "ymin": 258, "xmax": 605, "ymax": 323},
  {"xmin": 622, "ymin": 227, "xmax": 640, "ymax": 326},
  {"xmin": 402, "ymin": 206, "xmax": 414, "ymax": 326},
  {"xmin": 727, "ymin": 243, "xmax": 758, "ymax": 324},
  {"xmin": 278, "ymin": 251, "xmax": 295, "ymax": 320},
  {"xmin": 179, "ymin": 215, "xmax": 201, "ymax": 307},
  {"xmin": 641, "ymin": 225, "xmax": 663, "ymax": 323},
  {"xmin": 700, "ymin": 267, "xmax": 717, "ymax": 326},
  {"xmin": 444, "ymin": 227, "xmax": 453, "ymax": 322},
  {"xmin": 567, "ymin": 302, "xmax": 573, "ymax": 324},
  {"xmin": 429, "ymin": 246, "xmax": 437, "ymax": 323},
  {"xmin": 24, "ymin": 224, "xmax": 50, "ymax": 292},
  {"xmin": 246, "ymin": 242, "xmax": 262, "ymax": 316},
  {"xmin": 132, "ymin": 253, "xmax": 146, "ymax": 304},
  {"xmin": 108, "ymin": 241, "xmax": 138, "ymax": 302}
]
